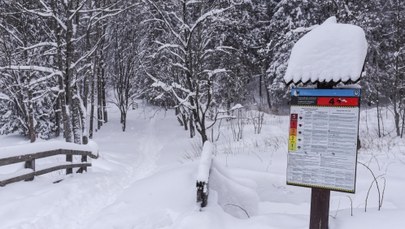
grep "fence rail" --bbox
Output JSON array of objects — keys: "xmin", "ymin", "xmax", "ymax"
[{"xmin": 0, "ymin": 147, "xmax": 99, "ymax": 187}]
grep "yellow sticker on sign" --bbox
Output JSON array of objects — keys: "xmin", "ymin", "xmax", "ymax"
[{"xmin": 289, "ymin": 135, "xmax": 297, "ymax": 151}]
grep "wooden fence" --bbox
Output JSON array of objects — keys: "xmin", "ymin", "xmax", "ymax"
[{"xmin": 0, "ymin": 148, "xmax": 98, "ymax": 187}]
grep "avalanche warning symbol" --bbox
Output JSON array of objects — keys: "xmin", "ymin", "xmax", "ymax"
[{"xmin": 288, "ymin": 113, "xmax": 298, "ymax": 151}]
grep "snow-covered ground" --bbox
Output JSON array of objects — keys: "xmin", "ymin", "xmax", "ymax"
[{"xmin": 1, "ymin": 102, "xmax": 404, "ymax": 229}]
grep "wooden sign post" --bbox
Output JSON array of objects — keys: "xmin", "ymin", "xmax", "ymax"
[
  {"xmin": 308, "ymin": 82, "xmax": 332, "ymax": 229},
  {"xmin": 287, "ymin": 86, "xmax": 361, "ymax": 229},
  {"xmin": 310, "ymin": 188, "xmax": 330, "ymax": 229},
  {"xmin": 283, "ymin": 17, "xmax": 367, "ymax": 229}
]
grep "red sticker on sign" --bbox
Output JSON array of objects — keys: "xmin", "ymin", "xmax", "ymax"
[
  {"xmin": 317, "ymin": 97, "xmax": 359, "ymax": 107},
  {"xmin": 290, "ymin": 114, "xmax": 298, "ymax": 129}
]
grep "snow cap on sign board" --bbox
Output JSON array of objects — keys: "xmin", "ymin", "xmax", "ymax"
[{"xmin": 284, "ymin": 16, "xmax": 368, "ymax": 84}]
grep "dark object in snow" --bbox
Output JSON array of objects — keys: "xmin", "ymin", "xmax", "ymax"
[{"xmin": 196, "ymin": 181, "xmax": 209, "ymax": 208}]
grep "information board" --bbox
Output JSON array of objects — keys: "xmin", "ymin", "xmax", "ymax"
[{"xmin": 287, "ymin": 88, "xmax": 361, "ymax": 193}]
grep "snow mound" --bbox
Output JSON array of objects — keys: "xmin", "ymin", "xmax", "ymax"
[
  {"xmin": 284, "ymin": 16, "xmax": 368, "ymax": 84},
  {"xmin": 209, "ymin": 161, "xmax": 259, "ymax": 219}
]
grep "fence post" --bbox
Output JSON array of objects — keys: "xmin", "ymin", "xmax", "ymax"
[
  {"xmin": 78, "ymin": 153, "xmax": 87, "ymax": 173},
  {"xmin": 65, "ymin": 149, "xmax": 73, "ymax": 174},
  {"xmin": 80, "ymin": 138, "xmax": 89, "ymax": 173},
  {"xmin": 24, "ymin": 159, "xmax": 35, "ymax": 181}
]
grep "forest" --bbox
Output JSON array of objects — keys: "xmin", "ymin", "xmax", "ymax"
[{"xmin": 0, "ymin": 0, "xmax": 404, "ymax": 144}]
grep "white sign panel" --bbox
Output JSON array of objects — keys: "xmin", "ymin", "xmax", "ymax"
[{"xmin": 287, "ymin": 88, "xmax": 361, "ymax": 193}]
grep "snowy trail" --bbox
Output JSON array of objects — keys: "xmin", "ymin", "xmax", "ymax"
[
  {"xmin": 67, "ymin": 112, "xmax": 163, "ymax": 228},
  {"xmin": 71, "ymin": 110, "xmax": 163, "ymax": 229},
  {"xmin": 0, "ymin": 106, "xmax": 186, "ymax": 229},
  {"xmin": 66, "ymin": 108, "xmax": 176, "ymax": 229}
]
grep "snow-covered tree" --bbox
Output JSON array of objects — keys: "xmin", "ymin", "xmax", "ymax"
[
  {"xmin": 0, "ymin": 1, "xmax": 58, "ymax": 141},
  {"xmin": 106, "ymin": 3, "xmax": 147, "ymax": 131},
  {"xmin": 263, "ymin": 0, "xmax": 320, "ymax": 109},
  {"xmin": 373, "ymin": 0, "xmax": 405, "ymax": 136},
  {"xmin": 143, "ymin": 0, "xmax": 237, "ymax": 143},
  {"xmin": 0, "ymin": 0, "xmax": 130, "ymax": 143}
]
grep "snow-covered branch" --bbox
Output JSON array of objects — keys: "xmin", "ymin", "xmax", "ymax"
[
  {"xmin": 172, "ymin": 63, "xmax": 190, "ymax": 72},
  {"xmin": 156, "ymin": 41, "xmax": 186, "ymax": 55},
  {"xmin": 143, "ymin": 0, "xmax": 187, "ymax": 47},
  {"xmin": 201, "ymin": 46, "xmax": 235, "ymax": 59},
  {"xmin": 0, "ymin": 93, "xmax": 11, "ymax": 102},
  {"xmin": 22, "ymin": 42, "xmax": 58, "ymax": 51},
  {"xmin": 0, "ymin": 66, "xmax": 62, "ymax": 76},
  {"xmin": 17, "ymin": 2, "xmax": 68, "ymax": 31},
  {"xmin": 187, "ymin": 7, "xmax": 232, "ymax": 45},
  {"xmin": 0, "ymin": 24, "xmax": 24, "ymax": 45},
  {"xmin": 141, "ymin": 61, "xmax": 195, "ymax": 110},
  {"xmin": 70, "ymin": 34, "xmax": 106, "ymax": 70},
  {"xmin": 68, "ymin": 0, "xmax": 87, "ymax": 21},
  {"xmin": 28, "ymin": 73, "xmax": 60, "ymax": 87},
  {"xmin": 89, "ymin": 3, "xmax": 137, "ymax": 25}
]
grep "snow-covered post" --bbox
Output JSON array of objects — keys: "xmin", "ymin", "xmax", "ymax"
[
  {"xmin": 284, "ymin": 17, "xmax": 367, "ymax": 229},
  {"xmin": 196, "ymin": 141, "xmax": 214, "ymax": 208}
]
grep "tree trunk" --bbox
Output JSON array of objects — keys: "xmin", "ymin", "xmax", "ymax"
[
  {"xmin": 395, "ymin": 111, "xmax": 401, "ymax": 136},
  {"xmin": 55, "ymin": 96, "xmax": 61, "ymax": 137},
  {"xmin": 64, "ymin": 3, "xmax": 77, "ymax": 174},
  {"xmin": 401, "ymin": 108, "xmax": 405, "ymax": 138},
  {"xmin": 72, "ymin": 90, "xmax": 82, "ymax": 144},
  {"xmin": 394, "ymin": 101, "xmax": 401, "ymax": 136},
  {"xmin": 102, "ymin": 73, "xmax": 108, "ymax": 123},
  {"xmin": 189, "ymin": 113, "xmax": 195, "ymax": 138},
  {"xmin": 197, "ymin": 122, "xmax": 208, "ymax": 145},
  {"xmin": 59, "ymin": 74, "xmax": 73, "ymax": 143},
  {"xmin": 376, "ymin": 88, "xmax": 381, "ymax": 138},
  {"xmin": 64, "ymin": 2, "xmax": 75, "ymax": 144},
  {"xmin": 27, "ymin": 92, "xmax": 36, "ymax": 143},
  {"xmin": 182, "ymin": 112, "xmax": 189, "ymax": 131},
  {"xmin": 121, "ymin": 111, "xmax": 127, "ymax": 132},
  {"xmin": 82, "ymin": 78, "xmax": 89, "ymax": 144},
  {"xmin": 97, "ymin": 71, "xmax": 103, "ymax": 129},
  {"xmin": 259, "ymin": 73, "xmax": 263, "ymax": 98},
  {"xmin": 264, "ymin": 77, "xmax": 272, "ymax": 110},
  {"xmin": 89, "ymin": 69, "xmax": 96, "ymax": 139},
  {"xmin": 82, "ymin": 20, "xmax": 91, "ymax": 144}
]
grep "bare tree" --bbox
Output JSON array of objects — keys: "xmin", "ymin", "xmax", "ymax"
[
  {"xmin": 106, "ymin": 4, "xmax": 146, "ymax": 131},
  {"xmin": 143, "ymin": 0, "xmax": 237, "ymax": 144}
]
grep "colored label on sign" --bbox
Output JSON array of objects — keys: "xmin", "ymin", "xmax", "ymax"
[
  {"xmin": 289, "ymin": 136, "xmax": 297, "ymax": 151},
  {"xmin": 289, "ymin": 128, "xmax": 297, "ymax": 136},
  {"xmin": 289, "ymin": 113, "xmax": 298, "ymax": 151},
  {"xmin": 317, "ymin": 97, "xmax": 359, "ymax": 106}
]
